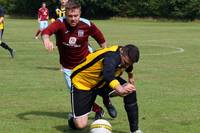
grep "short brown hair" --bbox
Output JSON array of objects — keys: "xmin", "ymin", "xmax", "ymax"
[
  {"xmin": 65, "ymin": 0, "xmax": 81, "ymax": 11},
  {"xmin": 121, "ymin": 44, "xmax": 140, "ymax": 63}
]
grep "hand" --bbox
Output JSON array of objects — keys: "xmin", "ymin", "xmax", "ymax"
[
  {"xmin": 42, "ymin": 36, "xmax": 54, "ymax": 52},
  {"xmin": 44, "ymin": 40, "xmax": 54, "ymax": 52},
  {"xmin": 115, "ymin": 83, "xmax": 136, "ymax": 96}
]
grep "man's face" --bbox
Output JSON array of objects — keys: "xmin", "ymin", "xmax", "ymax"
[
  {"xmin": 60, "ymin": 0, "xmax": 68, "ymax": 6},
  {"xmin": 66, "ymin": 8, "xmax": 81, "ymax": 27},
  {"xmin": 42, "ymin": 3, "xmax": 46, "ymax": 8},
  {"xmin": 120, "ymin": 54, "xmax": 133, "ymax": 68}
]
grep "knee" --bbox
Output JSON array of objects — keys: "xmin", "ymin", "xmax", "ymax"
[
  {"xmin": 124, "ymin": 92, "xmax": 137, "ymax": 105},
  {"xmin": 74, "ymin": 118, "xmax": 88, "ymax": 129}
]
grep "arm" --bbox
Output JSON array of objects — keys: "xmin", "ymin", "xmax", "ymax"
[
  {"xmin": 128, "ymin": 72, "xmax": 135, "ymax": 85},
  {"xmin": 41, "ymin": 20, "xmax": 60, "ymax": 52},
  {"xmin": 103, "ymin": 53, "xmax": 135, "ymax": 96},
  {"xmin": 41, "ymin": 34, "xmax": 54, "ymax": 52},
  {"xmin": 126, "ymin": 65, "xmax": 135, "ymax": 84},
  {"xmin": 38, "ymin": 9, "xmax": 41, "ymax": 23},
  {"xmin": 47, "ymin": 9, "xmax": 49, "ymax": 20},
  {"xmin": 0, "ymin": 17, "xmax": 4, "ymax": 23},
  {"xmin": 90, "ymin": 22, "xmax": 106, "ymax": 48}
]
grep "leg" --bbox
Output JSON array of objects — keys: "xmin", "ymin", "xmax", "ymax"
[
  {"xmin": 63, "ymin": 68, "xmax": 72, "ymax": 90},
  {"xmin": 124, "ymin": 92, "xmax": 139, "ymax": 132},
  {"xmin": 117, "ymin": 77, "xmax": 140, "ymax": 132},
  {"xmin": 35, "ymin": 21, "xmax": 43, "ymax": 39},
  {"xmin": 69, "ymin": 86, "xmax": 97, "ymax": 129},
  {"xmin": 0, "ymin": 29, "xmax": 15, "ymax": 58},
  {"xmin": 98, "ymin": 85, "xmax": 117, "ymax": 118},
  {"xmin": 92, "ymin": 102, "xmax": 105, "ymax": 120},
  {"xmin": 63, "ymin": 68, "xmax": 104, "ymax": 120},
  {"xmin": 35, "ymin": 29, "xmax": 41, "ymax": 39},
  {"xmin": 0, "ymin": 42, "xmax": 13, "ymax": 51}
]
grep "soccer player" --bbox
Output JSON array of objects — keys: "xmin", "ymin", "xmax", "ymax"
[
  {"xmin": 0, "ymin": 6, "xmax": 15, "ymax": 58},
  {"xmin": 41, "ymin": 0, "xmax": 117, "ymax": 120},
  {"xmin": 35, "ymin": 2, "xmax": 49, "ymax": 39},
  {"xmin": 68, "ymin": 44, "xmax": 142, "ymax": 133},
  {"xmin": 51, "ymin": 0, "xmax": 68, "ymax": 22}
]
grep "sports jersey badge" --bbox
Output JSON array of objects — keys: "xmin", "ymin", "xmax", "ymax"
[
  {"xmin": 78, "ymin": 30, "xmax": 84, "ymax": 37},
  {"xmin": 69, "ymin": 37, "xmax": 77, "ymax": 45}
]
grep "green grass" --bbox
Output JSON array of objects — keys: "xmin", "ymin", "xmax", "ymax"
[{"xmin": 0, "ymin": 18, "xmax": 200, "ymax": 133}]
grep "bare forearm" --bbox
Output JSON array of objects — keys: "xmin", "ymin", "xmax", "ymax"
[
  {"xmin": 128, "ymin": 72, "xmax": 135, "ymax": 85},
  {"xmin": 0, "ymin": 17, "xmax": 4, "ymax": 23},
  {"xmin": 42, "ymin": 34, "xmax": 50, "ymax": 43}
]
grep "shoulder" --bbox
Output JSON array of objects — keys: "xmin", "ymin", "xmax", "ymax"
[
  {"xmin": 105, "ymin": 46, "xmax": 121, "ymax": 60},
  {"xmin": 80, "ymin": 18, "xmax": 91, "ymax": 27},
  {"xmin": 38, "ymin": 8, "xmax": 43, "ymax": 12},
  {"xmin": 0, "ymin": 8, "xmax": 4, "ymax": 16},
  {"xmin": 57, "ymin": 17, "xmax": 66, "ymax": 23},
  {"xmin": 104, "ymin": 51, "xmax": 121, "ymax": 65}
]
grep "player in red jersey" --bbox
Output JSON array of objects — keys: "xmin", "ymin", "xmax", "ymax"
[
  {"xmin": 41, "ymin": 0, "xmax": 117, "ymax": 120},
  {"xmin": 35, "ymin": 2, "xmax": 49, "ymax": 39}
]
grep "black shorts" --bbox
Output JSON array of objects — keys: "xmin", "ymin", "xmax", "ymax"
[
  {"xmin": 71, "ymin": 85, "xmax": 98, "ymax": 118},
  {"xmin": 71, "ymin": 77, "xmax": 127, "ymax": 118}
]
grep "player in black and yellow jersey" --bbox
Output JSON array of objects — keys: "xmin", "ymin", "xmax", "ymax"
[
  {"xmin": 68, "ymin": 44, "xmax": 142, "ymax": 133},
  {"xmin": 51, "ymin": 0, "xmax": 68, "ymax": 22},
  {"xmin": 0, "ymin": 6, "xmax": 15, "ymax": 58}
]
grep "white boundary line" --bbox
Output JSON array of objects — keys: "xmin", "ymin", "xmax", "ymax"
[
  {"xmin": 139, "ymin": 44, "xmax": 185, "ymax": 56},
  {"xmin": 9, "ymin": 41, "xmax": 185, "ymax": 56}
]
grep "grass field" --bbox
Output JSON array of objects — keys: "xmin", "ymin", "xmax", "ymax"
[{"xmin": 0, "ymin": 18, "xmax": 200, "ymax": 133}]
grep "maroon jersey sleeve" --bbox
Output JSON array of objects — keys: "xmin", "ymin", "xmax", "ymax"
[
  {"xmin": 46, "ymin": 8, "xmax": 49, "ymax": 19},
  {"xmin": 41, "ymin": 20, "xmax": 61, "ymax": 36},
  {"xmin": 38, "ymin": 8, "xmax": 41, "ymax": 19},
  {"xmin": 89, "ymin": 22, "xmax": 105, "ymax": 45}
]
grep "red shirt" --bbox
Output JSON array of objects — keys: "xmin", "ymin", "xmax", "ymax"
[
  {"xmin": 38, "ymin": 7, "xmax": 49, "ymax": 21},
  {"xmin": 41, "ymin": 18, "xmax": 105, "ymax": 69}
]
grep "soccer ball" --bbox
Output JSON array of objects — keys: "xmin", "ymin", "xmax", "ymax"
[{"xmin": 90, "ymin": 119, "xmax": 112, "ymax": 133}]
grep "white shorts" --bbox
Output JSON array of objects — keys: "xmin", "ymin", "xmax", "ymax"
[
  {"xmin": 63, "ymin": 68, "xmax": 72, "ymax": 90},
  {"xmin": 39, "ymin": 20, "xmax": 48, "ymax": 30},
  {"xmin": 63, "ymin": 46, "xmax": 93, "ymax": 90}
]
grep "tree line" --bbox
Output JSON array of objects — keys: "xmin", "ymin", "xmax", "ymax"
[{"xmin": 1, "ymin": 0, "xmax": 200, "ymax": 20}]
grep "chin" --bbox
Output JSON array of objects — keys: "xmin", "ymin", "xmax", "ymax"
[{"xmin": 71, "ymin": 24, "xmax": 77, "ymax": 27}]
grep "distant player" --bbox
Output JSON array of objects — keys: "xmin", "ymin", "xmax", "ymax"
[
  {"xmin": 35, "ymin": 2, "xmax": 49, "ymax": 39},
  {"xmin": 51, "ymin": 0, "xmax": 68, "ymax": 22},
  {"xmin": 0, "ymin": 6, "xmax": 15, "ymax": 58}
]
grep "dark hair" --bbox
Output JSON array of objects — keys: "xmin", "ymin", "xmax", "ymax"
[
  {"xmin": 65, "ymin": 0, "xmax": 81, "ymax": 11},
  {"xmin": 121, "ymin": 44, "xmax": 140, "ymax": 63}
]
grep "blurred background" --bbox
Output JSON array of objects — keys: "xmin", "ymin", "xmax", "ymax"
[{"xmin": 1, "ymin": 0, "xmax": 200, "ymax": 20}]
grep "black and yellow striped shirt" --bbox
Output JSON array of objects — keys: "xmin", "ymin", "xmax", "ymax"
[{"xmin": 71, "ymin": 45, "xmax": 132, "ymax": 91}]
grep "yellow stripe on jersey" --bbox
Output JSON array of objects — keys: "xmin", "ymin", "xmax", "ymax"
[
  {"xmin": 56, "ymin": 8, "xmax": 65, "ymax": 18},
  {"xmin": 0, "ymin": 17, "xmax": 4, "ymax": 29},
  {"xmin": 71, "ymin": 45, "xmax": 120, "ymax": 91},
  {"xmin": 109, "ymin": 79, "xmax": 120, "ymax": 89}
]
